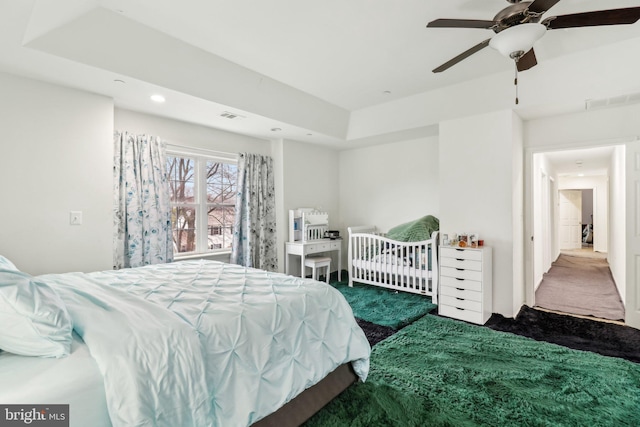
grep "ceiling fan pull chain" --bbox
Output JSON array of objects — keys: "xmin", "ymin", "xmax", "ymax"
[{"xmin": 514, "ymin": 62, "xmax": 519, "ymax": 105}]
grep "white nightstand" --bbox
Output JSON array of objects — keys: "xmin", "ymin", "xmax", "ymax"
[{"xmin": 438, "ymin": 246, "xmax": 492, "ymax": 325}]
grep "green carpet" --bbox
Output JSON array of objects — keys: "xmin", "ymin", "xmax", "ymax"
[
  {"xmin": 332, "ymin": 280, "xmax": 436, "ymax": 329},
  {"xmin": 305, "ymin": 314, "xmax": 640, "ymax": 427}
]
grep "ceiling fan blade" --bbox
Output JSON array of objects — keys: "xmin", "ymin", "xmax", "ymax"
[
  {"xmin": 517, "ymin": 49, "xmax": 537, "ymax": 72},
  {"xmin": 427, "ymin": 19, "xmax": 496, "ymax": 29},
  {"xmin": 544, "ymin": 7, "xmax": 640, "ymax": 29},
  {"xmin": 432, "ymin": 39, "xmax": 491, "ymax": 73},
  {"xmin": 528, "ymin": 0, "xmax": 561, "ymax": 15}
]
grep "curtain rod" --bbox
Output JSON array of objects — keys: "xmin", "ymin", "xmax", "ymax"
[{"xmin": 165, "ymin": 143, "xmax": 237, "ymax": 161}]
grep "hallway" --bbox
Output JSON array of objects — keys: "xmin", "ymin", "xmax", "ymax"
[{"xmin": 535, "ymin": 250, "xmax": 625, "ymax": 322}]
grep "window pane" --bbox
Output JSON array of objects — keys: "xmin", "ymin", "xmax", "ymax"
[
  {"xmin": 207, "ymin": 205, "xmax": 235, "ymax": 249},
  {"xmin": 206, "ymin": 161, "xmax": 237, "ymax": 204},
  {"xmin": 167, "ymin": 155, "xmax": 237, "ymax": 255},
  {"xmin": 167, "ymin": 156, "xmax": 196, "ymax": 203},
  {"xmin": 172, "ymin": 206, "xmax": 197, "ymax": 253}
]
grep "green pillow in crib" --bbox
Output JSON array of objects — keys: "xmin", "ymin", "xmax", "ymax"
[{"xmin": 386, "ymin": 215, "xmax": 439, "ymax": 242}]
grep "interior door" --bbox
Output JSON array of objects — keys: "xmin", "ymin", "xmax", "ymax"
[
  {"xmin": 559, "ymin": 190, "xmax": 582, "ymax": 250},
  {"xmin": 626, "ymin": 140, "xmax": 640, "ymax": 328}
]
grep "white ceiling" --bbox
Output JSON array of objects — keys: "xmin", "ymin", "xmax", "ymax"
[
  {"xmin": 1, "ymin": 0, "xmax": 640, "ymax": 150},
  {"xmin": 95, "ymin": 0, "xmax": 640, "ymax": 110},
  {"xmin": 544, "ymin": 145, "xmax": 616, "ymax": 176}
]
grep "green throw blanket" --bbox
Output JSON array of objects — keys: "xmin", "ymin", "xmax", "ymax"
[{"xmin": 386, "ymin": 215, "xmax": 439, "ymax": 242}]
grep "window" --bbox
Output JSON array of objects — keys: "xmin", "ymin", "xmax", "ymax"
[{"xmin": 167, "ymin": 151, "xmax": 237, "ymax": 256}]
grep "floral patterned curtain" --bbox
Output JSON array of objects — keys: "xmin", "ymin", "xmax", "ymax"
[
  {"xmin": 113, "ymin": 131, "xmax": 173, "ymax": 269},
  {"xmin": 230, "ymin": 153, "xmax": 277, "ymax": 271}
]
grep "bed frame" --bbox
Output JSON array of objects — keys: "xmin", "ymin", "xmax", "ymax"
[
  {"xmin": 348, "ymin": 226, "xmax": 439, "ymax": 303},
  {"xmin": 253, "ymin": 363, "xmax": 357, "ymax": 426}
]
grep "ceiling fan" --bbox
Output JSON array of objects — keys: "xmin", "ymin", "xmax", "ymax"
[{"xmin": 427, "ymin": 0, "xmax": 640, "ymax": 74}]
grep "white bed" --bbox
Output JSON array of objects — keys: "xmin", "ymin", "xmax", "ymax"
[
  {"xmin": 348, "ymin": 226, "xmax": 439, "ymax": 303},
  {"xmin": 0, "ymin": 259, "xmax": 370, "ymax": 427},
  {"xmin": 0, "ymin": 333, "xmax": 110, "ymax": 426}
]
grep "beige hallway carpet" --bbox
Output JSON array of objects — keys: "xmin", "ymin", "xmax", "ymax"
[
  {"xmin": 535, "ymin": 254, "xmax": 625, "ymax": 321},
  {"xmin": 559, "ymin": 248, "xmax": 607, "ymax": 259}
]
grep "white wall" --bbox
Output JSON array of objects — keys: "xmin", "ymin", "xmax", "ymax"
[
  {"xmin": 440, "ymin": 110, "xmax": 522, "ymax": 318},
  {"xmin": 338, "ymin": 136, "xmax": 440, "ymax": 234},
  {"xmin": 337, "ymin": 136, "xmax": 439, "ymax": 281},
  {"xmin": 511, "ymin": 114, "xmax": 525, "ymax": 316},
  {"xmin": 558, "ymin": 175, "xmax": 608, "ymax": 254},
  {"xmin": 609, "ymin": 145, "xmax": 625, "ymax": 301},
  {"xmin": 625, "ymin": 139, "xmax": 640, "ymax": 328},
  {"xmin": 115, "ymin": 108, "xmax": 270, "ymax": 155},
  {"xmin": 532, "ymin": 153, "xmax": 557, "ymax": 289},
  {"xmin": 282, "ymin": 139, "xmax": 340, "ymax": 275},
  {"xmin": 282, "ymin": 139, "xmax": 340, "ymax": 224},
  {"xmin": 0, "ymin": 72, "xmax": 113, "ymax": 275},
  {"xmin": 525, "ymin": 104, "xmax": 640, "ymax": 149}
]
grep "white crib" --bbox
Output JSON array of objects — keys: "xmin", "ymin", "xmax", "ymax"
[{"xmin": 347, "ymin": 226, "xmax": 439, "ymax": 303}]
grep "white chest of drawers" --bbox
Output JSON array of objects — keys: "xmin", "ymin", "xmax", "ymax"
[{"xmin": 438, "ymin": 246, "xmax": 492, "ymax": 325}]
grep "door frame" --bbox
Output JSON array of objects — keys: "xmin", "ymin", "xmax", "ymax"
[
  {"xmin": 626, "ymin": 139, "xmax": 640, "ymax": 328},
  {"xmin": 524, "ymin": 139, "xmax": 629, "ymax": 313}
]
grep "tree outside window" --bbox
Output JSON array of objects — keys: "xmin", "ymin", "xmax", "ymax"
[
  {"xmin": 167, "ymin": 154, "xmax": 237, "ymax": 254},
  {"xmin": 206, "ymin": 160, "xmax": 237, "ymax": 250}
]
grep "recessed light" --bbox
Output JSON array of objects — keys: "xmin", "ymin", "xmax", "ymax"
[
  {"xmin": 270, "ymin": 127, "xmax": 282, "ymax": 132},
  {"xmin": 578, "ymin": 173, "xmax": 585, "ymax": 177},
  {"xmin": 150, "ymin": 94, "xmax": 165, "ymax": 103},
  {"xmin": 114, "ymin": 79, "xmax": 126, "ymax": 84}
]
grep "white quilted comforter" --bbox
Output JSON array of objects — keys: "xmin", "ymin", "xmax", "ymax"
[{"xmin": 40, "ymin": 260, "xmax": 370, "ymax": 427}]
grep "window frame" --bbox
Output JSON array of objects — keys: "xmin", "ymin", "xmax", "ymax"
[{"xmin": 166, "ymin": 147, "xmax": 237, "ymax": 258}]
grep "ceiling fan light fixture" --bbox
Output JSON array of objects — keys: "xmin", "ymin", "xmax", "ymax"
[{"xmin": 489, "ymin": 23, "xmax": 546, "ymax": 58}]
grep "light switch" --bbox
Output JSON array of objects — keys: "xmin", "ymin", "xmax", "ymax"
[{"xmin": 70, "ymin": 211, "xmax": 83, "ymax": 225}]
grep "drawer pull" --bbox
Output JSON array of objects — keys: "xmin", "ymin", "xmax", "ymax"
[
  {"xmin": 455, "ymin": 278, "xmax": 464, "ymax": 282},
  {"xmin": 456, "ymin": 287, "xmax": 464, "ymax": 291},
  {"xmin": 455, "ymin": 268, "xmax": 465, "ymax": 271},
  {"xmin": 456, "ymin": 249, "xmax": 464, "ymax": 252},
  {"xmin": 456, "ymin": 258, "xmax": 464, "ymax": 261},
  {"xmin": 456, "ymin": 297, "xmax": 464, "ymax": 301},
  {"xmin": 456, "ymin": 307, "xmax": 465, "ymax": 311}
]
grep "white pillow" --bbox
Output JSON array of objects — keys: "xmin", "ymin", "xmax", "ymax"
[{"xmin": 0, "ymin": 269, "xmax": 73, "ymax": 358}]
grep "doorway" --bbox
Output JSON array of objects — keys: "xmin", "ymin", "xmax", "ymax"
[
  {"xmin": 558, "ymin": 188, "xmax": 595, "ymax": 253},
  {"xmin": 528, "ymin": 145, "xmax": 625, "ymax": 323},
  {"xmin": 559, "ymin": 189, "xmax": 582, "ymax": 251}
]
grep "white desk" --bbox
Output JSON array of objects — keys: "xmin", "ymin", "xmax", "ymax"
[{"xmin": 285, "ymin": 239, "xmax": 342, "ymax": 281}]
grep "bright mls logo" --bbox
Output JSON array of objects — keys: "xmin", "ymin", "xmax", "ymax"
[{"xmin": 0, "ymin": 405, "xmax": 68, "ymax": 427}]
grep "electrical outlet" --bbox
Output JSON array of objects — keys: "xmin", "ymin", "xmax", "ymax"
[{"xmin": 70, "ymin": 211, "xmax": 83, "ymax": 225}]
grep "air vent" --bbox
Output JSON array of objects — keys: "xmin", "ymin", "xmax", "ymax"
[
  {"xmin": 220, "ymin": 111, "xmax": 245, "ymax": 120},
  {"xmin": 585, "ymin": 92, "xmax": 640, "ymax": 111}
]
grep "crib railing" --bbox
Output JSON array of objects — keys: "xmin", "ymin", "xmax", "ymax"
[{"xmin": 348, "ymin": 227, "xmax": 438, "ymax": 301}]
